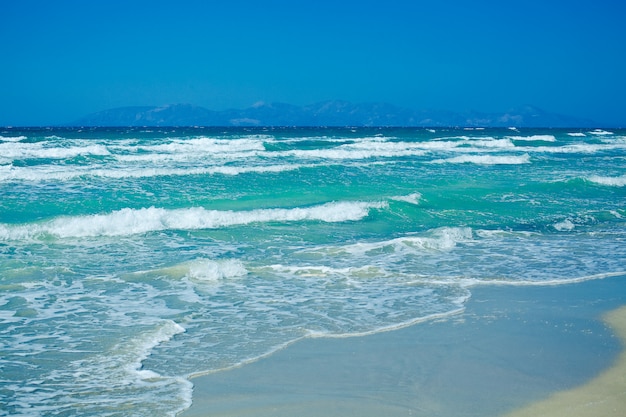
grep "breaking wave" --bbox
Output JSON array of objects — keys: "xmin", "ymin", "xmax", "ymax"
[{"xmin": 0, "ymin": 201, "xmax": 386, "ymax": 240}]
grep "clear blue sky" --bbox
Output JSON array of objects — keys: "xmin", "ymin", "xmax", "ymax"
[{"xmin": 2, "ymin": 0, "xmax": 625, "ymax": 126}]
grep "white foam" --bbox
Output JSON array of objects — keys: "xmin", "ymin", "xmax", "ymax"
[
  {"xmin": 0, "ymin": 163, "xmax": 308, "ymax": 182},
  {"xmin": 328, "ymin": 227, "xmax": 474, "ymax": 256},
  {"xmin": 471, "ymin": 271, "xmax": 626, "ymax": 287},
  {"xmin": 507, "ymin": 134, "xmax": 556, "ymax": 142},
  {"xmin": 431, "ymin": 154, "xmax": 531, "ymax": 165},
  {"xmin": 72, "ymin": 320, "xmax": 192, "ymax": 415},
  {"xmin": 519, "ymin": 142, "xmax": 626, "ymax": 154},
  {"xmin": 0, "ymin": 135, "xmax": 27, "ymax": 142},
  {"xmin": 553, "ymin": 219, "xmax": 575, "ymax": 231},
  {"xmin": 123, "ymin": 320, "xmax": 186, "ymax": 376},
  {"xmin": 0, "ymin": 142, "xmax": 110, "ymax": 160},
  {"xmin": 390, "ymin": 192, "xmax": 423, "ymax": 205},
  {"xmin": 466, "ymin": 138, "xmax": 516, "ymax": 148},
  {"xmin": 610, "ymin": 210, "xmax": 624, "ymax": 219},
  {"xmin": 310, "ymin": 307, "xmax": 467, "ymax": 339},
  {"xmin": 281, "ymin": 141, "xmax": 428, "ymax": 160},
  {"xmin": 567, "ymin": 132, "xmax": 586, "ymax": 137},
  {"xmin": 417, "ymin": 137, "xmax": 514, "ymax": 152},
  {"xmin": 586, "ymin": 174, "xmax": 626, "ymax": 187},
  {"xmin": 187, "ymin": 259, "xmax": 248, "ymax": 282},
  {"xmin": 475, "ymin": 229, "xmax": 540, "ymax": 239},
  {"xmin": 263, "ymin": 264, "xmax": 378, "ymax": 278},
  {"xmin": 116, "ymin": 137, "xmax": 266, "ymax": 160},
  {"xmin": 588, "ymin": 129, "xmax": 614, "ymax": 135},
  {"xmin": 0, "ymin": 201, "xmax": 386, "ymax": 240}
]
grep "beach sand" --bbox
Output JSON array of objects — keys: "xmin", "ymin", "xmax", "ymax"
[
  {"xmin": 503, "ymin": 305, "xmax": 626, "ymax": 417},
  {"xmin": 180, "ymin": 275, "xmax": 626, "ymax": 417}
]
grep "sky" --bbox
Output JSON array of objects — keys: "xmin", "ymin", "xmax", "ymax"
[{"xmin": 1, "ymin": 0, "xmax": 625, "ymax": 126}]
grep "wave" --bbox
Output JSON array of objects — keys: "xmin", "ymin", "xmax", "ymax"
[
  {"xmin": 390, "ymin": 192, "xmax": 423, "ymax": 205},
  {"xmin": 0, "ymin": 135, "xmax": 27, "ymax": 142},
  {"xmin": 186, "ymin": 258, "xmax": 248, "ymax": 282},
  {"xmin": 0, "ymin": 201, "xmax": 386, "ymax": 240},
  {"xmin": 586, "ymin": 174, "xmax": 626, "ymax": 187},
  {"xmin": 276, "ymin": 137, "xmax": 520, "ymax": 160},
  {"xmin": 0, "ymin": 163, "xmax": 308, "ymax": 182},
  {"xmin": 123, "ymin": 320, "xmax": 187, "ymax": 379},
  {"xmin": 136, "ymin": 258, "xmax": 248, "ymax": 283},
  {"xmin": 470, "ymin": 271, "xmax": 626, "ymax": 287},
  {"xmin": 553, "ymin": 219, "xmax": 576, "ymax": 231},
  {"xmin": 280, "ymin": 141, "xmax": 428, "ymax": 159},
  {"xmin": 4, "ymin": 317, "xmax": 193, "ymax": 417},
  {"xmin": 112, "ymin": 137, "xmax": 266, "ymax": 160},
  {"xmin": 588, "ymin": 129, "xmax": 614, "ymax": 135},
  {"xmin": 0, "ymin": 141, "xmax": 110, "ymax": 160},
  {"xmin": 431, "ymin": 154, "xmax": 531, "ymax": 165},
  {"xmin": 304, "ymin": 227, "xmax": 474, "ymax": 257},
  {"xmin": 506, "ymin": 134, "xmax": 556, "ymax": 142},
  {"xmin": 69, "ymin": 320, "xmax": 192, "ymax": 415}
]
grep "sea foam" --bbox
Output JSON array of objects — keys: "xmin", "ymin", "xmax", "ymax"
[
  {"xmin": 316, "ymin": 227, "xmax": 474, "ymax": 256},
  {"xmin": 431, "ymin": 154, "xmax": 531, "ymax": 165},
  {"xmin": 187, "ymin": 259, "xmax": 248, "ymax": 282},
  {"xmin": 390, "ymin": 192, "xmax": 423, "ymax": 205},
  {"xmin": 0, "ymin": 201, "xmax": 386, "ymax": 240},
  {"xmin": 507, "ymin": 134, "xmax": 557, "ymax": 142},
  {"xmin": 587, "ymin": 174, "xmax": 626, "ymax": 187},
  {"xmin": 589, "ymin": 129, "xmax": 614, "ymax": 135},
  {"xmin": 0, "ymin": 135, "xmax": 27, "ymax": 142},
  {"xmin": 0, "ymin": 163, "xmax": 308, "ymax": 182},
  {"xmin": 0, "ymin": 141, "xmax": 110, "ymax": 160}
]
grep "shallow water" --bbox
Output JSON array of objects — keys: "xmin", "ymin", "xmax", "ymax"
[
  {"xmin": 183, "ymin": 276, "xmax": 626, "ymax": 417},
  {"xmin": 1, "ymin": 127, "xmax": 625, "ymax": 416}
]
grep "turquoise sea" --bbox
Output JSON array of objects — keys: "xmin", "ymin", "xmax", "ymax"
[{"xmin": 1, "ymin": 127, "xmax": 625, "ymax": 416}]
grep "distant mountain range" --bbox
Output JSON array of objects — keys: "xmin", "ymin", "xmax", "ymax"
[{"xmin": 72, "ymin": 101, "xmax": 597, "ymax": 128}]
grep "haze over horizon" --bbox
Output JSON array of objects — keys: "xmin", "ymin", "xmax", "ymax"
[{"xmin": 2, "ymin": 0, "xmax": 626, "ymax": 127}]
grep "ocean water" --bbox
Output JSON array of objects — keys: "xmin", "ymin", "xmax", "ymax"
[{"xmin": 1, "ymin": 126, "xmax": 625, "ymax": 416}]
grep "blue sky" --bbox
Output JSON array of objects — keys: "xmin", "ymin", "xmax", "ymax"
[{"xmin": 2, "ymin": 0, "xmax": 625, "ymax": 126}]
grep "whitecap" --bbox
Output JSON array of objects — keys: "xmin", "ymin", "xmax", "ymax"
[
  {"xmin": 431, "ymin": 154, "xmax": 531, "ymax": 165},
  {"xmin": 0, "ymin": 142, "xmax": 110, "ymax": 160},
  {"xmin": 588, "ymin": 129, "xmax": 614, "ymax": 135},
  {"xmin": 187, "ymin": 259, "xmax": 248, "ymax": 282},
  {"xmin": 0, "ymin": 163, "xmax": 309, "ymax": 182},
  {"xmin": 506, "ymin": 135, "xmax": 556, "ymax": 142},
  {"xmin": 321, "ymin": 227, "xmax": 474, "ymax": 256},
  {"xmin": 586, "ymin": 174, "xmax": 626, "ymax": 187},
  {"xmin": 553, "ymin": 219, "xmax": 575, "ymax": 231},
  {"xmin": 281, "ymin": 141, "xmax": 428, "ymax": 160},
  {"xmin": 0, "ymin": 201, "xmax": 387, "ymax": 240},
  {"xmin": 0, "ymin": 135, "xmax": 27, "ymax": 142},
  {"xmin": 390, "ymin": 192, "xmax": 423, "ymax": 205}
]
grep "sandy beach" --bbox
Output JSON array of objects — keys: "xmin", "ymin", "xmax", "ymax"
[
  {"xmin": 503, "ymin": 305, "xmax": 626, "ymax": 417},
  {"xmin": 181, "ymin": 275, "xmax": 626, "ymax": 417}
]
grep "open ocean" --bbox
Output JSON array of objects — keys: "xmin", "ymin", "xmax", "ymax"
[{"xmin": 1, "ymin": 126, "xmax": 625, "ymax": 416}]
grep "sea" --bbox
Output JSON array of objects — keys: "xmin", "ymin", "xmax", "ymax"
[{"xmin": 1, "ymin": 126, "xmax": 625, "ymax": 416}]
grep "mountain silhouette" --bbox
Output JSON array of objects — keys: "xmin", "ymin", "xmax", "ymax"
[{"xmin": 72, "ymin": 101, "xmax": 597, "ymax": 127}]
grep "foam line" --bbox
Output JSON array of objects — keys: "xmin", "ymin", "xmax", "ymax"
[
  {"xmin": 0, "ymin": 201, "xmax": 386, "ymax": 240},
  {"xmin": 586, "ymin": 174, "xmax": 626, "ymax": 187},
  {"xmin": 431, "ymin": 154, "xmax": 531, "ymax": 165}
]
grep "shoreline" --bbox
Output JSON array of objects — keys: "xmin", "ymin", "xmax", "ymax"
[
  {"xmin": 186, "ymin": 307, "xmax": 467, "ymax": 380},
  {"xmin": 502, "ymin": 305, "xmax": 626, "ymax": 417},
  {"xmin": 185, "ymin": 271, "xmax": 626, "ymax": 381},
  {"xmin": 180, "ymin": 275, "xmax": 626, "ymax": 417}
]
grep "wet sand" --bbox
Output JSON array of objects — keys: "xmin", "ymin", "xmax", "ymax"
[
  {"xmin": 181, "ymin": 275, "xmax": 626, "ymax": 417},
  {"xmin": 503, "ymin": 305, "xmax": 626, "ymax": 417}
]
